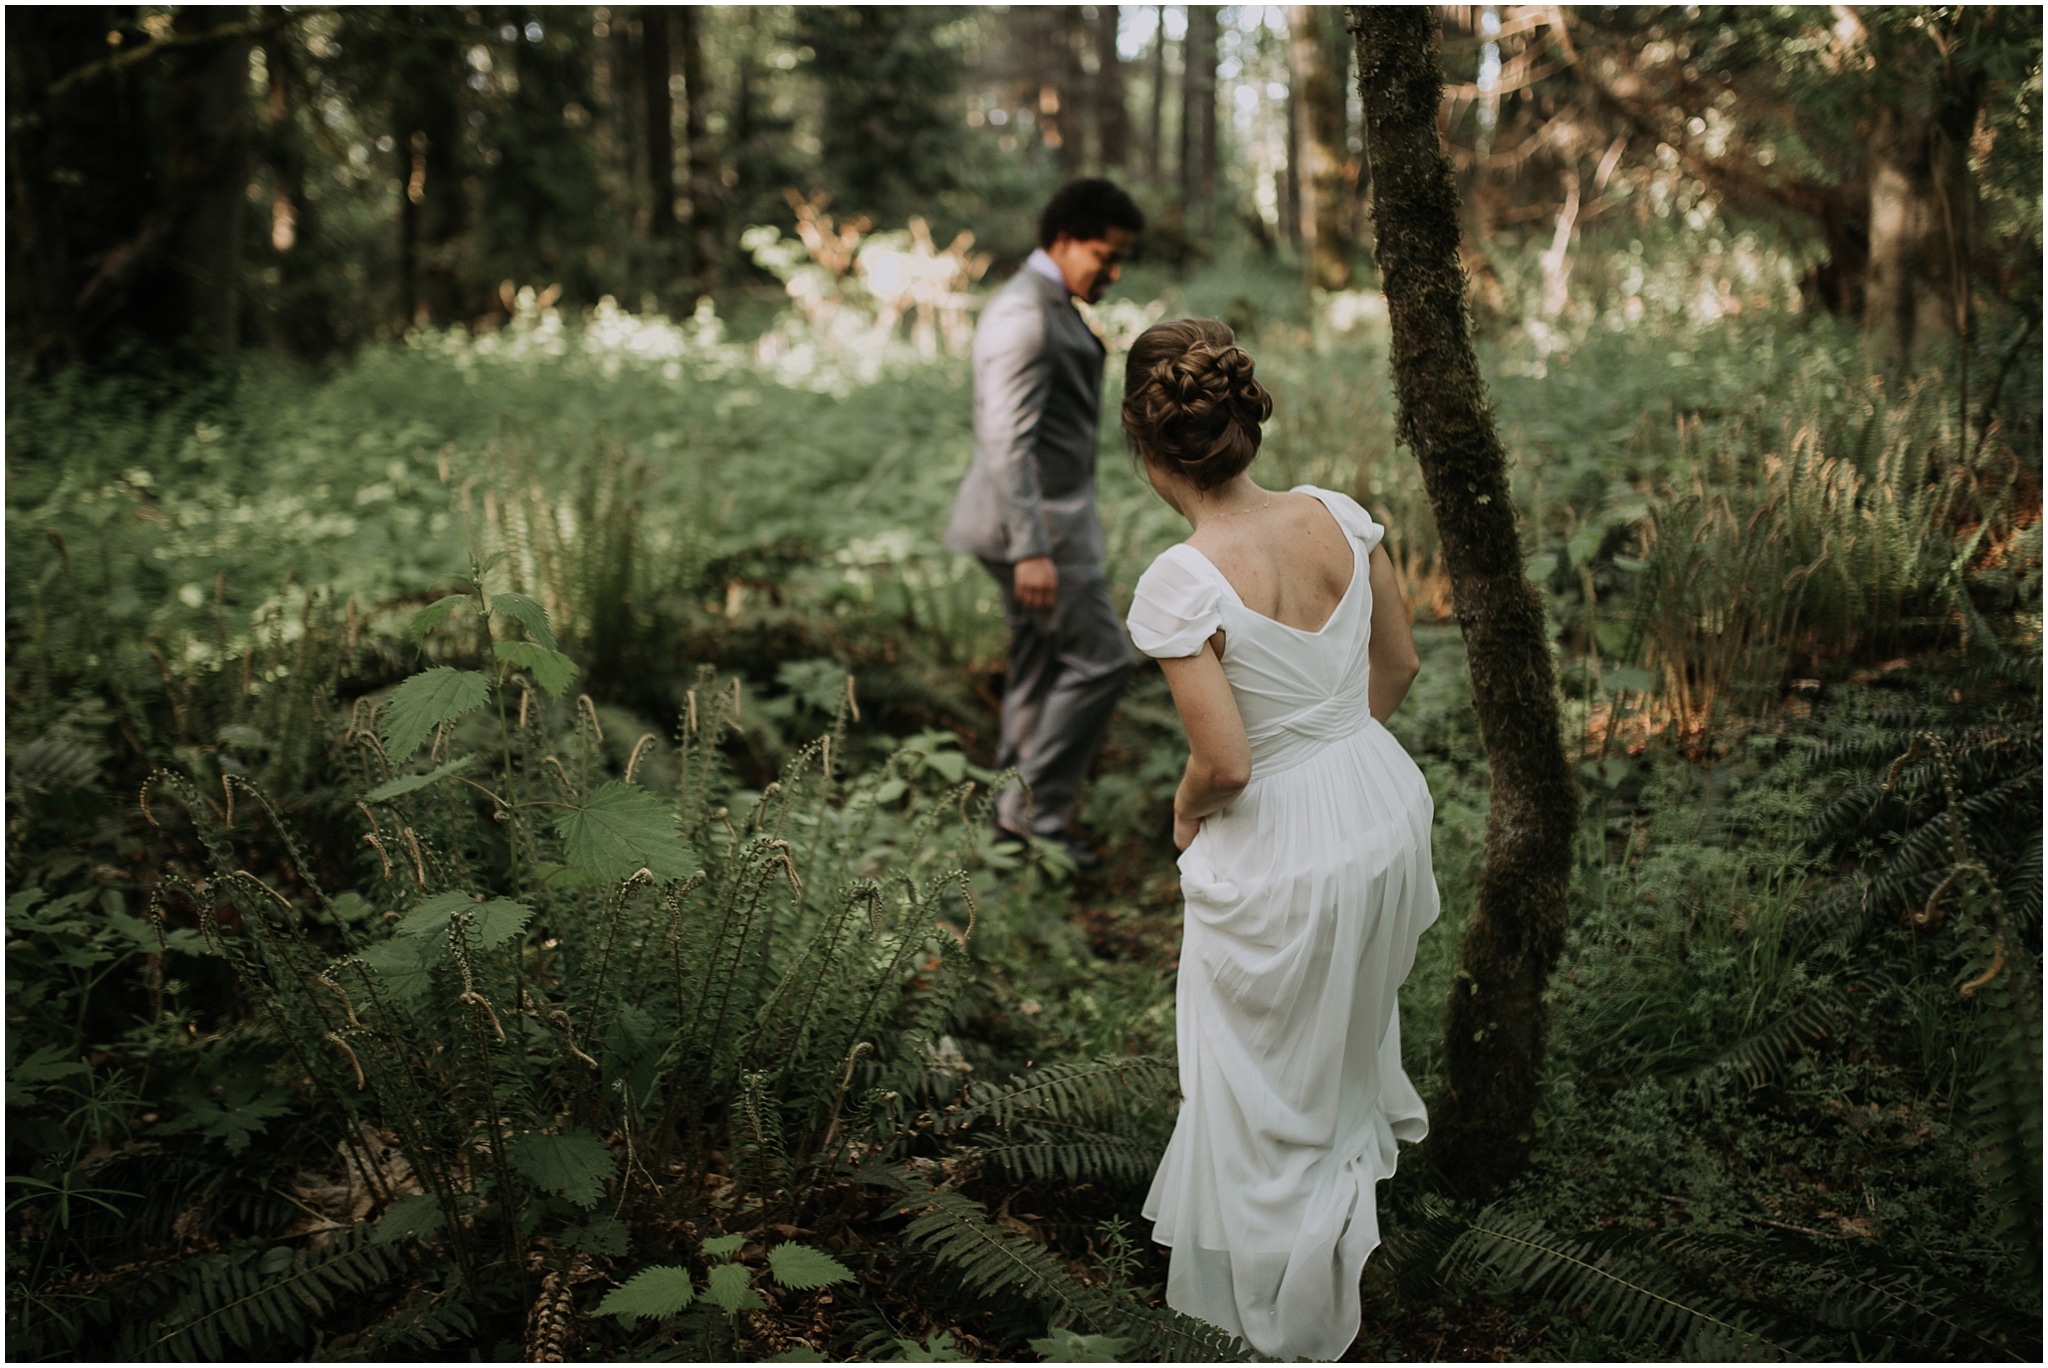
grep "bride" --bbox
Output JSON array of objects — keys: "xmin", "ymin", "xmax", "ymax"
[{"xmin": 1121, "ymin": 319, "xmax": 1439, "ymax": 1360}]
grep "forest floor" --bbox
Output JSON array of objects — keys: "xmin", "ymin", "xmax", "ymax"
[{"xmin": 6, "ymin": 258, "xmax": 2040, "ymax": 1360}]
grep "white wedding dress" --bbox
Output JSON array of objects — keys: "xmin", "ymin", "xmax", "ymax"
[{"xmin": 1127, "ymin": 487, "xmax": 1439, "ymax": 1362}]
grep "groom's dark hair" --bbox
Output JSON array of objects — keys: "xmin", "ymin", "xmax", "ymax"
[{"xmin": 1038, "ymin": 178, "xmax": 1146, "ymax": 248}]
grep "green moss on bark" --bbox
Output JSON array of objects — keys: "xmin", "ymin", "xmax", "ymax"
[{"xmin": 1350, "ymin": 6, "xmax": 1579, "ymax": 1189}]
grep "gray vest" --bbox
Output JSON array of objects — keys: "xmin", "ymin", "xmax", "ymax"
[{"xmin": 943, "ymin": 268, "xmax": 1108, "ymax": 568}]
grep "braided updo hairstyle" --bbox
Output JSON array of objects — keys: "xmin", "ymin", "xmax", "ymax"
[{"xmin": 1120, "ymin": 318, "xmax": 1274, "ymax": 491}]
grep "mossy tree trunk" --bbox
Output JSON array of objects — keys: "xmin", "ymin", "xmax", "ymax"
[{"xmin": 1350, "ymin": 7, "xmax": 1578, "ymax": 1188}]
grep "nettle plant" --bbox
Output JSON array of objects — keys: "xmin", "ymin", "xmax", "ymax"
[{"xmin": 127, "ymin": 559, "xmax": 1235, "ymax": 1360}]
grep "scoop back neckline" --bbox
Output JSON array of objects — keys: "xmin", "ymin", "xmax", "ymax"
[{"xmin": 1179, "ymin": 487, "xmax": 1363, "ymax": 639}]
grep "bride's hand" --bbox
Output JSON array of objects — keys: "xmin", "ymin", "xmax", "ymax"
[{"xmin": 1173, "ymin": 811, "xmax": 1201, "ymax": 851}]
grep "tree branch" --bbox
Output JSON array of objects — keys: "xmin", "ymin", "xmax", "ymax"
[{"xmin": 47, "ymin": 10, "xmax": 314, "ymax": 103}]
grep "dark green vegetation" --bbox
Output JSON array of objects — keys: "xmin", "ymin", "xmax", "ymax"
[{"xmin": 7, "ymin": 4, "xmax": 2043, "ymax": 1363}]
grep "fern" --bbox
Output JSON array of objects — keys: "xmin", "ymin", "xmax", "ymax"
[
  {"xmin": 331, "ymin": 1280, "xmax": 481, "ymax": 1359},
  {"xmin": 1413, "ymin": 1201, "xmax": 1793, "ymax": 1358},
  {"xmin": 949, "ymin": 1056, "xmax": 1178, "ymax": 1133},
  {"xmin": 1667, "ymin": 994, "xmax": 1839, "ymax": 1104},
  {"xmin": 872, "ymin": 1164, "xmax": 1246, "ymax": 1362},
  {"xmin": 126, "ymin": 1227, "xmax": 401, "ymax": 1361},
  {"xmin": 972, "ymin": 1129, "xmax": 1164, "ymax": 1187}
]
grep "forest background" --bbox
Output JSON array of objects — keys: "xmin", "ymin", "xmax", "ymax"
[{"xmin": 5, "ymin": 4, "xmax": 2043, "ymax": 1361}]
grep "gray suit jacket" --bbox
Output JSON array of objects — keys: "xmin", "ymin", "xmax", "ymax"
[{"xmin": 943, "ymin": 267, "xmax": 1108, "ymax": 569}]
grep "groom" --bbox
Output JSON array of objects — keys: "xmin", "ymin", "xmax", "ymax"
[{"xmin": 945, "ymin": 178, "xmax": 1146, "ymax": 857}]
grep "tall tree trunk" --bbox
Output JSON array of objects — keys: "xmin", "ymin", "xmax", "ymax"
[
  {"xmin": 1148, "ymin": 5, "xmax": 1167, "ymax": 186},
  {"xmin": 1350, "ymin": 6, "xmax": 1577, "ymax": 1189},
  {"xmin": 1094, "ymin": 5, "xmax": 1129, "ymax": 171},
  {"xmin": 1290, "ymin": 6, "xmax": 1350, "ymax": 290},
  {"xmin": 642, "ymin": 7, "xmax": 675, "ymax": 241},
  {"xmin": 389, "ymin": 16, "xmax": 464, "ymax": 327},
  {"xmin": 678, "ymin": 6, "xmax": 716, "ymax": 285},
  {"xmin": 5, "ymin": 10, "xmax": 79, "ymax": 369},
  {"xmin": 1180, "ymin": 6, "xmax": 1218, "ymax": 213},
  {"xmin": 1282, "ymin": 63, "xmax": 1300, "ymax": 245},
  {"xmin": 162, "ymin": 6, "xmax": 253, "ymax": 350},
  {"xmin": 1031, "ymin": 7, "xmax": 1083, "ymax": 176},
  {"xmin": 1865, "ymin": 78, "xmax": 1981, "ymax": 361},
  {"xmin": 258, "ymin": 8, "xmax": 327, "ymax": 353}
]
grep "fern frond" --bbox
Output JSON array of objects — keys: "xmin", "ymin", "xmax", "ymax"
[
  {"xmin": 1668, "ymin": 994, "xmax": 1838, "ymax": 1103},
  {"xmin": 949, "ymin": 1056, "xmax": 1178, "ymax": 1133},
  {"xmin": 869, "ymin": 1164, "xmax": 1246, "ymax": 1362},
  {"xmin": 970, "ymin": 1127, "xmax": 1164, "ymax": 1187},
  {"xmin": 133, "ymin": 1227, "xmax": 401, "ymax": 1361},
  {"xmin": 330, "ymin": 1280, "xmax": 480, "ymax": 1359},
  {"xmin": 1432, "ymin": 1204, "xmax": 1793, "ymax": 1359}
]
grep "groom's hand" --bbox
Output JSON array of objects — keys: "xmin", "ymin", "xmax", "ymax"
[{"xmin": 1013, "ymin": 556, "xmax": 1058, "ymax": 612}]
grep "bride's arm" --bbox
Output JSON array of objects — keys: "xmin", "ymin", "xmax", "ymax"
[
  {"xmin": 1367, "ymin": 546, "xmax": 1421, "ymax": 722},
  {"xmin": 1158, "ymin": 633, "xmax": 1251, "ymax": 850}
]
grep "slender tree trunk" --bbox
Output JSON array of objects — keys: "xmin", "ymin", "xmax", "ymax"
[
  {"xmin": 678, "ymin": 6, "xmax": 716, "ymax": 285},
  {"xmin": 5, "ymin": 11, "xmax": 78, "ymax": 369},
  {"xmin": 1351, "ymin": 6, "xmax": 1577, "ymax": 1189},
  {"xmin": 1290, "ymin": 6, "xmax": 1351, "ymax": 290},
  {"xmin": 389, "ymin": 16, "xmax": 464, "ymax": 327},
  {"xmin": 1095, "ymin": 5, "xmax": 1129, "ymax": 171},
  {"xmin": 162, "ymin": 6, "xmax": 253, "ymax": 350},
  {"xmin": 642, "ymin": 7, "xmax": 675, "ymax": 241},
  {"xmin": 259, "ymin": 8, "xmax": 327, "ymax": 353},
  {"xmin": 1148, "ymin": 6, "xmax": 1167, "ymax": 186},
  {"xmin": 1865, "ymin": 84, "xmax": 1980, "ymax": 361},
  {"xmin": 1180, "ymin": 6, "xmax": 1218, "ymax": 213},
  {"xmin": 1032, "ymin": 7, "xmax": 1083, "ymax": 176},
  {"xmin": 1193, "ymin": 6, "xmax": 1218, "ymax": 202},
  {"xmin": 1283, "ymin": 65, "xmax": 1300, "ymax": 245}
]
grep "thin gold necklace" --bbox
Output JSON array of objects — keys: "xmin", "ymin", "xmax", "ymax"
[{"xmin": 1216, "ymin": 492, "xmax": 1272, "ymax": 518}]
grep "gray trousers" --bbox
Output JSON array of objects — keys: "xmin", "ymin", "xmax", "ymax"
[{"xmin": 982, "ymin": 560, "xmax": 1135, "ymax": 838}]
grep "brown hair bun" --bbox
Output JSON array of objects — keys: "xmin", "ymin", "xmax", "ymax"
[{"xmin": 1119, "ymin": 319, "xmax": 1273, "ymax": 491}]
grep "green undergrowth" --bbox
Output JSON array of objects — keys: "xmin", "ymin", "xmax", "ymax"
[{"xmin": 7, "ymin": 273, "xmax": 2040, "ymax": 1360}]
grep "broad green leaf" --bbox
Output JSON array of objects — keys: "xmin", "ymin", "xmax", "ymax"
[
  {"xmin": 493, "ymin": 640, "xmax": 579, "ymax": 698},
  {"xmin": 893, "ymin": 1332, "xmax": 969, "ymax": 1361},
  {"xmin": 703, "ymin": 1261, "xmax": 764, "ymax": 1313},
  {"xmin": 467, "ymin": 898, "xmax": 532, "ymax": 949},
  {"xmin": 768, "ymin": 1347, "xmax": 827, "ymax": 1362},
  {"xmin": 108, "ymin": 908, "xmax": 207, "ymax": 957},
  {"xmin": 490, "ymin": 592, "xmax": 558, "ymax": 649},
  {"xmin": 409, "ymin": 593, "xmax": 473, "ymax": 642},
  {"xmin": 563, "ymin": 1214, "xmax": 629, "ymax": 1256},
  {"xmin": 155, "ymin": 1075, "xmax": 292, "ymax": 1155},
  {"xmin": 395, "ymin": 890, "xmax": 477, "ymax": 942},
  {"xmin": 608, "ymin": 1002, "xmax": 659, "ymax": 1061},
  {"xmin": 7, "ymin": 1045, "xmax": 87, "ymax": 1105},
  {"xmin": 528, "ymin": 862, "xmax": 596, "ymax": 889},
  {"xmin": 357, "ymin": 937, "xmax": 434, "ymax": 1004},
  {"xmin": 1028, "ymin": 1328, "xmax": 1133, "ymax": 1362},
  {"xmin": 553, "ymin": 781, "xmax": 695, "ymax": 882},
  {"xmin": 507, "ymin": 1129, "xmax": 614, "ymax": 1208},
  {"xmin": 373, "ymin": 1193, "xmax": 445, "ymax": 1245},
  {"xmin": 381, "ymin": 667, "xmax": 490, "ymax": 763},
  {"xmin": 701, "ymin": 1233, "xmax": 747, "ymax": 1259},
  {"xmin": 396, "ymin": 892, "xmax": 529, "ymax": 950},
  {"xmin": 364, "ymin": 753, "xmax": 477, "ymax": 802},
  {"xmin": 766, "ymin": 1242, "xmax": 855, "ymax": 1290},
  {"xmin": 596, "ymin": 1266, "xmax": 694, "ymax": 1325},
  {"xmin": 329, "ymin": 891, "xmax": 374, "ymax": 923}
]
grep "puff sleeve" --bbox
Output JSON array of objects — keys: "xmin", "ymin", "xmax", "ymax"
[
  {"xmin": 1126, "ymin": 545, "xmax": 1225, "ymax": 659},
  {"xmin": 1295, "ymin": 485, "xmax": 1386, "ymax": 556}
]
